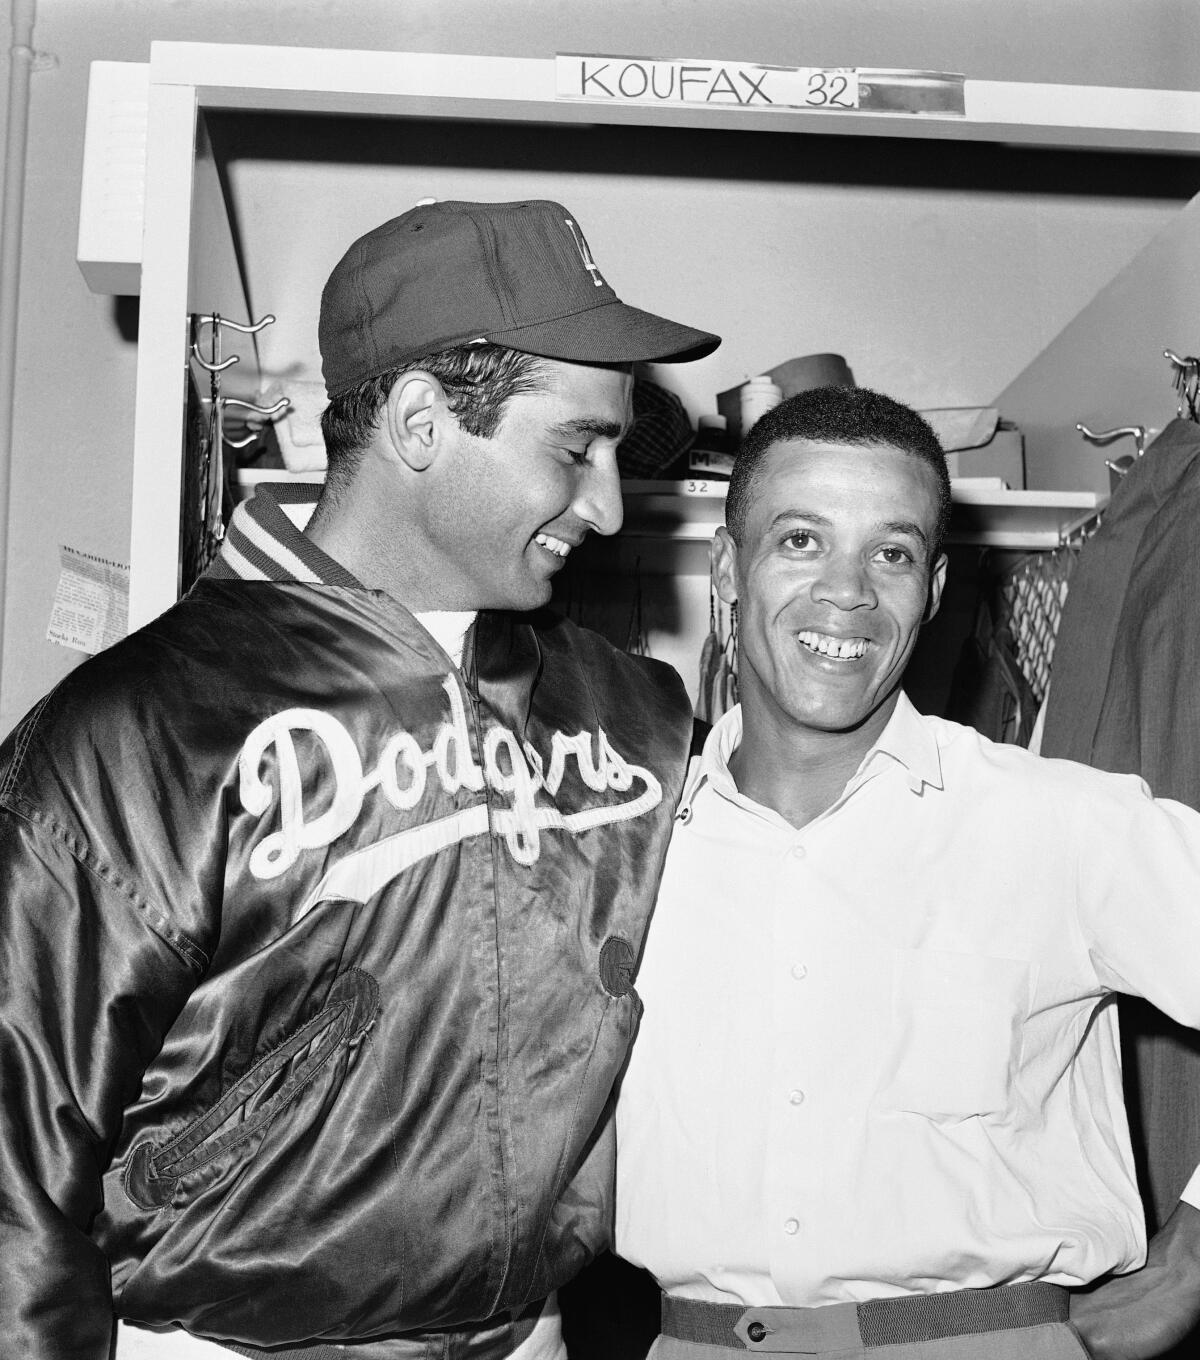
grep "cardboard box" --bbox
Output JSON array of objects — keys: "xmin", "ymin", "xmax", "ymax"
[{"xmin": 921, "ymin": 408, "xmax": 1026, "ymax": 490}]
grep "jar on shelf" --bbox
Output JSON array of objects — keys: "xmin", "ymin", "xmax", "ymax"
[{"xmin": 739, "ymin": 375, "xmax": 784, "ymax": 434}]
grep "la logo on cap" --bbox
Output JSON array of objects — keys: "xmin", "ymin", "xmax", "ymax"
[{"xmin": 564, "ymin": 218, "xmax": 605, "ymax": 289}]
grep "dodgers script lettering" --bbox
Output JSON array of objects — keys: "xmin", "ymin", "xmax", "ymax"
[{"xmin": 239, "ymin": 675, "xmax": 663, "ymax": 919}]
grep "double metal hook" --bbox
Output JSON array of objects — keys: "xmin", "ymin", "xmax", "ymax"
[
  {"xmin": 1075, "ymin": 348, "xmax": 1199, "ymax": 489},
  {"xmin": 1164, "ymin": 349, "xmax": 1200, "ymax": 423},
  {"xmin": 220, "ymin": 395, "xmax": 291, "ymax": 449},
  {"xmin": 187, "ymin": 312, "xmax": 292, "ymax": 570},
  {"xmin": 190, "ymin": 312, "xmax": 277, "ymax": 373},
  {"xmin": 1075, "ymin": 422, "xmax": 1146, "ymax": 483},
  {"xmin": 189, "ymin": 313, "xmax": 291, "ymax": 447}
]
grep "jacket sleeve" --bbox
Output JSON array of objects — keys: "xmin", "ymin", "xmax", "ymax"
[{"xmin": 0, "ymin": 806, "xmax": 200, "ymax": 1359}]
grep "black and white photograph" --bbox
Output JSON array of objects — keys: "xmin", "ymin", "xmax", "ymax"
[{"xmin": 2, "ymin": 4, "xmax": 1199, "ymax": 1359}]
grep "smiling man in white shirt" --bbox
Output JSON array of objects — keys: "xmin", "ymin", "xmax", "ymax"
[{"xmin": 616, "ymin": 386, "xmax": 1200, "ymax": 1360}]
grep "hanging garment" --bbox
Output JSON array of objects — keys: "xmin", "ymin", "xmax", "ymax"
[
  {"xmin": 998, "ymin": 543, "xmax": 1081, "ymax": 709},
  {"xmin": 695, "ymin": 597, "xmax": 737, "ymax": 725},
  {"xmin": 945, "ymin": 588, "xmax": 1040, "ymax": 747},
  {"xmin": 695, "ymin": 620, "xmax": 719, "ymax": 724},
  {"xmin": 1040, "ymin": 416, "xmax": 1200, "ymax": 1232}
]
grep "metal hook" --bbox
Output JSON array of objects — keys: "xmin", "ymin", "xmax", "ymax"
[
  {"xmin": 1164, "ymin": 350, "xmax": 1200, "ymax": 421},
  {"xmin": 222, "ymin": 397, "xmax": 291, "ymax": 418},
  {"xmin": 191, "ymin": 312, "xmax": 235, "ymax": 373},
  {"xmin": 219, "ymin": 395, "xmax": 291, "ymax": 449},
  {"xmin": 1077, "ymin": 423, "xmax": 1146, "ymax": 499},
  {"xmin": 194, "ymin": 313, "xmax": 277, "ymax": 336},
  {"xmin": 190, "ymin": 314, "xmax": 278, "ymax": 372},
  {"xmin": 192, "ymin": 351, "xmax": 240, "ymax": 374},
  {"xmin": 1075, "ymin": 423, "xmax": 1147, "ymax": 457}
]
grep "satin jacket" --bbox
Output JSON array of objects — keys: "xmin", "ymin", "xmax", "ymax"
[{"xmin": 0, "ymin": 580, "xmax": 692, "ymax": 1358}]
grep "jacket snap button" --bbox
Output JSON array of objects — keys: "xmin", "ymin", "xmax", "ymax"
[{"xmin": 747, "ymin": 1321, "xmax": 768, "ymax": 1343}]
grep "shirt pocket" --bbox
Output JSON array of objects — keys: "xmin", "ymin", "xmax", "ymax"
[{"xmin": 874, "ymin": 947, "xmax": 1030, "ymax": 1119}]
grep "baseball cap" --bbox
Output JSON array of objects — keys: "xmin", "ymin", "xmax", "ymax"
[{"xmin": 319, "ymin": 199, "xmax": 721, "ymax": 397}]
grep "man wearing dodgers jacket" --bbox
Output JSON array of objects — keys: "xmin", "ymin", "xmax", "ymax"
[{"xmin": 0, "ymin": 198, "xmax": 719, "ymax": 1359}]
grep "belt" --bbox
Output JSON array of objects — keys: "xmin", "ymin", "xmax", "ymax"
[{"xmin": 661, "ymin": 1282, "xmax": 1070, "ymax": 1353}]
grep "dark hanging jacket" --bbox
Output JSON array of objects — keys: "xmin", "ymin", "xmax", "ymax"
[{"xmin": 1041, "ymin": 417, "xmax": 1200, "ymax": 1231}]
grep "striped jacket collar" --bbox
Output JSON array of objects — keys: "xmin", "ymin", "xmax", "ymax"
[{"xmin": 205, "ymin": 481, "xmax": 362, "ymax": 587}]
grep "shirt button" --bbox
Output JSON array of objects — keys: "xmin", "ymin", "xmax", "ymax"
[
  {"xmin": 784, "ymin": 1218, "xmax": 800, "ymax": 1235},
  {"xmin": 790, "ymin": 843, "xmax": 806, "ymax": 859},
  {"xmin": 677, "ymin": 805, "xmax": 692, "ymax": 824},
  {"xmin": 747, "ymin": 1321, "xmax": 768, "ymax": 1343},
  {"xmin": 790, "ymin": 962, "xmax": 808, "ymax": 980},
  {"xmin": 789, "ymin": 1089, "xmax": 806, "ymax": 1105}
]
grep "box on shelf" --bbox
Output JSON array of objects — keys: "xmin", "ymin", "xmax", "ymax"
[{"xmin": 921, "ymin": 407, "xmax": 1025, "ymax": 489}]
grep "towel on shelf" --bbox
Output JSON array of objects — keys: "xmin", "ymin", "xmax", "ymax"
[{"xmin": 261, "ymin": 379, "xmax": 329, "ymax": 472}]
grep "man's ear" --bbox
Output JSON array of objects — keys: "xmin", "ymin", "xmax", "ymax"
[
  {"xmin": 712, "ymin": 526, "xmax": 740, "ymax": 607},
  {"xmin": 924, "ymin": 551, "xmax": 948, "ymax": 623},
  {"xmin": 384, "ymin": 373, "xmax": 442, "ymax": 472}
]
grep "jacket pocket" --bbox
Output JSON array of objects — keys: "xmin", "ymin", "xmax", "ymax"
[
  {"xmin": 874, "ymin": 947, "xmax": 1029, "ymax": 1119},
  {"xmin": 124, "ymin": 967, "xmax": 378, "ymax": 1210}
]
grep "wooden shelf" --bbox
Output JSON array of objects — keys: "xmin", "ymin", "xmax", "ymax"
[
  {"xmin": 237, "ymin": 471, "xmax": 1105, "ymax": 556},
  {"xmin": 946, "ymin": 483, "xmax": 1106, "ymax": 548}
]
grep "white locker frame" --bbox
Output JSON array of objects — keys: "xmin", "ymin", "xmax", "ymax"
[{"xmin": 80, "ymin": 43, "xmax": 1200, "ymax": 631}]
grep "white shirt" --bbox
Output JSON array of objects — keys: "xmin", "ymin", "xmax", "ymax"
[
  {"xmin": 117, "ymin": 1297, "xmax": 562, "ymax": 1360},
  {"xmin": 615, "ymin": 694, "xmax": 1200, "ymax": 1308},
  {"xmin": 415, "ymin": 610, "xmax": 477, "ymax": 669}
]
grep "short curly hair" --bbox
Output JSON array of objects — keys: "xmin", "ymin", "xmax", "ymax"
[{"xmin": 725, "ymin": 386, "xmax": 951, "ymax": 554}]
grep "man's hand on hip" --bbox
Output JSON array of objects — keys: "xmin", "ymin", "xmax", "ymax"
[{"xmin": 1071, "ymin": 1201, "xmax": 1200, "ymax": 1359}]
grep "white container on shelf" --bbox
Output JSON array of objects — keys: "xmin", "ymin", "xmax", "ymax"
[{"xmin": 739, "ymin": 375, "xmax": 783, "ymax": 433}]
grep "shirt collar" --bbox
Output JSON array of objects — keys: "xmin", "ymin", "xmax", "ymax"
[
  {"xmin": 680, "ymin": 690, "xmax": 943, "ymax": 816},
  {"xmin": 865, "ymin": 691, "xmax": 945, "ymax": 794}
]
